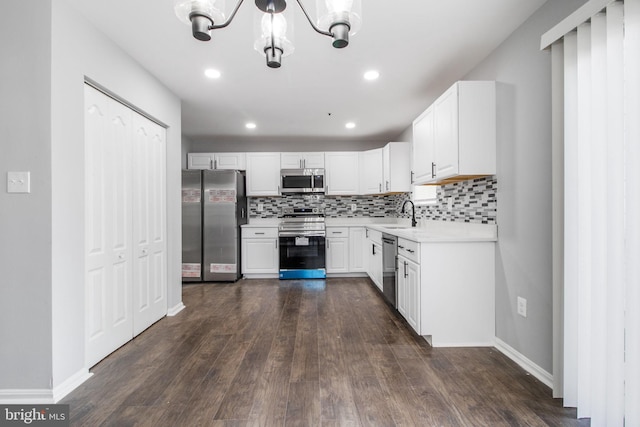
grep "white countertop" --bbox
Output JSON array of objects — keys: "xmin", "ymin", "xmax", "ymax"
[
  {"xmin": 243, "ymin": 217, "xmax": 497, "ymax": 242},
  {"xmin": 365, "ymin": 220, "xmax": 497, "ymax": 243}
]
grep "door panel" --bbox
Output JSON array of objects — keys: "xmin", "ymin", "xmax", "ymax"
[
  {"xmin": 85, "ymin": 85, "xmax": 167, "ymax": 365},
  {"xmin": 133, "ymin": 114, "xmax": 167, "ymax": 336},
  {"xmin": 85, "ymin": 85, "xmax": 134, "ymax": 367}
]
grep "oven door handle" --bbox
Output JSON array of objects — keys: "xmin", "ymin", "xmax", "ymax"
[{"xmin": 278, "ymin": 231, "xmax": 326, "ymax": 237}]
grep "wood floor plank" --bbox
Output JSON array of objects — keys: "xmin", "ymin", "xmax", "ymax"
[
  {"xmin": 285, "ymin": 381, "xmax": 321, "ymax": 427},
  {"xmin": 63, "ymin": 279, "xmax": 582, "ymax": 427}
]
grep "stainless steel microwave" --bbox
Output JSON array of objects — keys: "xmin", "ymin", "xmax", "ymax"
[{"xmin": 280, "ymin": 168, "xmax": 325, "ymax": 194}]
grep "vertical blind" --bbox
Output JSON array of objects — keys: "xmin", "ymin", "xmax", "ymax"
[{"xmin": 544, "ymin": 0, "xmax": 640, "ymax": 425}]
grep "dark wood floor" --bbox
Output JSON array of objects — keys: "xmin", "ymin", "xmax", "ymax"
[{"xmin": 63, "ymin": 278, "xmax": 585, "ymax": 426}]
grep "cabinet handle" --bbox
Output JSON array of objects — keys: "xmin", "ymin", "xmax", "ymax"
[
  {"xmin": 275, "ymin": 240, "xmax": 278, "ymax": 249},
  {"xmin": 431, "ymin": 162, "xmax": 436, "ymax": 178},
  {"xmin": 372, "ymin": 244, "xmax": 376, "ymax": 255},
  {"xmin": 404, "ymin": 261, "xmax": 408, "ymax": 278},
  {"xmin": 407, "ymin": 249, "xmax": 415, "ymax": 254},
  {"xmin": 379, "ymin": 183, "xmax": 382, "ymax": 192},
  {"xmin": 214, "ymin": 159, "xmax": 217, "ymax": 169},
  {"xmin": 398, "ymin": 245, "xmax": 405, "ymax": 249},
  {"xmin": 365, "ymin": 229, "xmax": 369, "ymax": 238},
  {"xmin": 386, "ymin": 181, "xmax": 389, "ymax": 191},
  {"xmin": 241, "ymin": 208, "xmax": 246, "ymax": 218},
  {"xmin": 332, "ymin": 231, "xmax": 343, "ymax": 235},
  {"xmin": 411, "ymin": 171, "xmax": 414, "ymax": 183},
  {"xmin": 395, "ymin": 255, "xmax": 398, "ymax": 272},
  {"xmin": 327, "ymin": 240, "xmax": 330, "ymax": 249},
  {"xmin": 255, "ymin": 232, "xmax": 265, "ymax": 235}
]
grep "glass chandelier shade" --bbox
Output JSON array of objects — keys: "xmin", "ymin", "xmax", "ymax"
[
  {"xmin": 174, "ymin": 0, "xmax": 226, "ymax": 40},
  {"xmin": 254, "ymin": 9, "xmax": 295, "ymax": 68},
  {"xmin": 316, "ymin": 0, "xmax": 361, "ymax": 48}
]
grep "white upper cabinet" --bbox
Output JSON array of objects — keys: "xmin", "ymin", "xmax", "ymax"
[
  {"xmin": 325, "ymin": 152, "xmax": 359, "ymax": 195},
  {"xmin": 359, "ymin": 143, "xmax": 410, "ymax": 195},
  {"xmin": 359, "ymin": 148, "xmax": 383, "ymax": 194},
  {"xmin": 383, "ymin": 142, "xmax": 411, "ymax": 193},
  {"xmin": 412, "ymin": 81, "xmax": 496, "ymax": 185},
  {"xmin": 187, "ymin": 152, "xmax": 246, "ymax": 170},
  {"xmin": 188, "ymin": 152, "xmax": 215, "ymax": 170},
  {"xmin": 215, "ymin": 153, "xmax": 246, "ymax": 170},
  {"xmin": 280, "ymin": 152, "xmax": 325, "ymax": 169},
  {"xmin": 246, "ymin": 152, "xmax": 281, "ymax": 196}
]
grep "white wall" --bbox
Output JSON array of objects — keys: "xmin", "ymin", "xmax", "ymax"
[
  {"xmin": 0, "ymin": 0, "xmax": 182, "ymax": 397},
  {"xmin": 0, "ymin": 0, "xmax": 54, "ymax": 391},
  {"xmin": 189, "ymin": 138, "xmax": 386, "ymax": 153},
  {"xmin": 50, "ymin": 0, "xmax": 182, "ymax": 391},
  {"xmin": 463, "ymin": 0, "xmax": 586, "ymax": 373}
]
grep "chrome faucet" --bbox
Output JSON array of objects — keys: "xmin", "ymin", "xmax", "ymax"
[{"xmin": 401, "ymin": 200, "xmax": 417, "ymax": 227}]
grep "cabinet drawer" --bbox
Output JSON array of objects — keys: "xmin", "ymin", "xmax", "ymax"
[
  {"xmin": 326, "ymin": 227, "xmax": 349, "ymax": 237},
  {"xmin": 242, "ymin": 227, "xmax": 278, "ymax": 238},
  {"xmin": 398, "ymin": 238, "xmax": 420, "ymax": 263}
]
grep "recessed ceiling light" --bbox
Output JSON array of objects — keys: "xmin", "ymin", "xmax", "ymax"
[
  {"xmin": 363, "ymin": 70, "xmax": 380, "ymax": 81},
  {"xmin": 245, "ymin": 122, "xmax": 257, "ymax": 129},
  {"xmin": 204, "ymin": 68, "xmax": 221, "ymax": 79},
  {"xmin": 345, "ymin": 122, "xmax": 356, "ymax": 129}
]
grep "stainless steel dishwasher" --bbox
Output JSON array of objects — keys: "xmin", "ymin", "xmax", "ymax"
[{"xmin": 381, "ymin": 233, "xmax": 398, "ymax": 308}]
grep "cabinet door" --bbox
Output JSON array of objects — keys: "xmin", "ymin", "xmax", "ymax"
[
  {"xmin": 326, "ymin": 237, "xmax": 349, "ymax": 273},
  {"xmin": 246, "ymin": 153, "xmax": 281, "ymax": 196},
  {"xmin": 397, "ymin": 256, "xmax": 407, "ymax": 317},
  {"xmin": 241, "ymin": 238, "xmax": 279, "ymax": 273},
  {"xmin": 383, "ymin": 142, "xmax": 411, "ymax": 193},
  {"xmin": 325, "ymin": 152, "xmax": 360, "ymax": 195},
  {"xmin": 405, "ymin": 258, "xmax": 421, "ymax": 334},
  {"xmin": 188, "ymin": 153, "xmax": 214, "ymax": 169},
  {"xmin": 281, "ymin": 153, "xmax": 303, "ymax": 169},
  {"xmin": 359, "ymin": 149, "xmax": 383, "ymax": 194},
  {"xmin": 434, "ymin": 84, "xmax": 460, "ymax": 179},
  {"xmin": 412, "ymin": 107, "xmax": 436, "ymax": 184},
  {"xmin": 215, "ymin": 153, "xmax": 246, "ymax": 170},
  {"xmin": 349, "ymin": 227, "xmax": 367, "ymax": 272},
  {"xmin": 368, "ymin": 241, "xmax": 383, "ymax": 291},
  {"xmin": 303, "ymin": 152, "xmax": 325, "ymax": 168}
]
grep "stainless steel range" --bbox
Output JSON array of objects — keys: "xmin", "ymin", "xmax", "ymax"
[{"xmin": 278, "ymin": 207, "xmax": 326, "ymax": 279}]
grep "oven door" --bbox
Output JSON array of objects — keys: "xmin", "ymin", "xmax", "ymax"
[{"xmin": 278, "ymin": 233, "xmax": 326, "ymax": 279}]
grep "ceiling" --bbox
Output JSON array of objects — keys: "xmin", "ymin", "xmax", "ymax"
[{"xmin": 65, "ymin": 0, "xmax": 548, "ymax": 145}]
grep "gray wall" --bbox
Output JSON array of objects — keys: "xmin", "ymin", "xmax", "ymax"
[
  {"xmin": 0, "ymin": 0, "xmax": 183, "ymax": 395},
  {"xmin": 463, "ymin": 0, "xmax": 586, "ymax": 373},
  {"xmin": 0, "ymin": 0, "xmax": 54, "ymax": 391}
]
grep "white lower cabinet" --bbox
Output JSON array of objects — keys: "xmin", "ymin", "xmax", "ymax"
[
  {"xmin": 397, "ymin": 239, "xmax": 421, "ymax": 334},
  {"xmin": 241, "ymin": 227, "xmax": 279, "ymax": 276},
  {"xmin": 348, "ymin": 227, "xmax": 367, "ymax": 273},
  {"xmin": 326, "ymin": 227, "xmax": 349, "ymax": 273},
  {"xmin": 395, "ymin": 236, "xmax": 495, "ymax": 347},
  {"xmin": 365, "ymin": 228, "xmax": 383, "ymax": 291}
]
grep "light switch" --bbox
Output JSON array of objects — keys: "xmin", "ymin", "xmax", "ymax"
[{"xmin": 7, "ymin": 171, "xmax": 31, "ymax": 193}]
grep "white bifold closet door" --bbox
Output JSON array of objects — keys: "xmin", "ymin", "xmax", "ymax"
[{"xmin": 84, "ymin": 84, "xmax": 167, "ymax": 367}]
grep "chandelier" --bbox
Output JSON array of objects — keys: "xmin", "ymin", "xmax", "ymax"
[{"xmin": 174, "ymin": 0, "xmax": 362, "ymax": 68}]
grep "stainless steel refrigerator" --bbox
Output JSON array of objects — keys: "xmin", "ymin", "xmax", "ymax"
[{"xmin": 181, "ymin": 169, "xmax": 247, "ymax": 282}]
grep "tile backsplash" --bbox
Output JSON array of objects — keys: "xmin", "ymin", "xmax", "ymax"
[{"xmin": 249, "ymin": 176, "xmax": 496, "ymax": 224}]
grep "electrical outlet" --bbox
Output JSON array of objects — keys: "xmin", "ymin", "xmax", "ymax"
[
  {"xmin": 517, "ymin": 296, "xmax": 527, "ymax": 318},
  {"xmin": 257, "ymin": 203, "xmax": 264, "ymax": 212},
  {"xmin": 351, "ymin": 204, "xmax": 357, "ymax": 212}
]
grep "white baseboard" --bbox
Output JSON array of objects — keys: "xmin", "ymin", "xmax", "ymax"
[
  {"xmin": 53, "ymin": 369, "xmax": 93, "ymax": 402},
  {"xmin": 0, "ymin": 370, "xmax": 93, "ymax": 404},
  {"xmin": 0, "ymin": 389, "xmax": 54, "ymax": 404},
  {"xmin": 167, "ymin": 302, "xmax": 186, "ymax": 316},
  {"xmin": 495, "ymin": 337, "xmax": 553, "ymax": 388}
]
